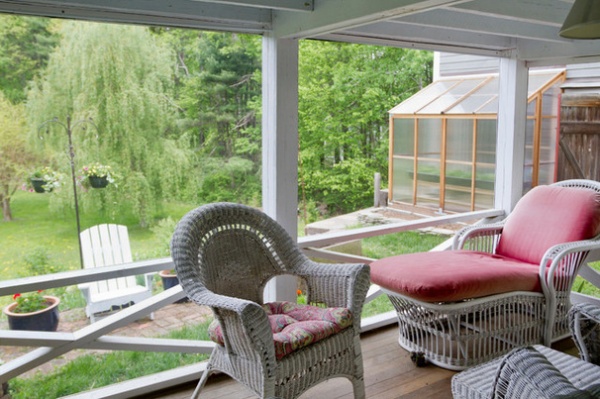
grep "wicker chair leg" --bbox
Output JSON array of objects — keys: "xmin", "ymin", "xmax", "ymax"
[
  {"xmin": 191, "ymin": 367, "xmax": 213, "ymax": 399},
  {"xmin": 351, "ymin": 377, "xmax": 366, "ymax": 399}
]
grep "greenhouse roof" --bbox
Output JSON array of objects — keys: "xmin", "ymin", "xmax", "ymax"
[{"xmin": 389, "ymin": 69, "xmax": 565, "ymax": 116}]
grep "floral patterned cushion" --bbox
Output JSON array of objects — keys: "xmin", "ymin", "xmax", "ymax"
[{"xmin": 208, "ymin": 301, "xmax": 353, "ymax": 359}]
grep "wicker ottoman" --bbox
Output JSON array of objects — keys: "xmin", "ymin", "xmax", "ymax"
[{"xmin": 451, "ymin": 345, "xmax": 600, "ymax": 399}]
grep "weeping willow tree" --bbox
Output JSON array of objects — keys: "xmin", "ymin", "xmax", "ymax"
[{"xmin": 27, "ymin": 21, "xmax": 194, "ymax": 226}]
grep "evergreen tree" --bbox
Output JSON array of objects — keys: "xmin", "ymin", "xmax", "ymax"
[{"xmin": 157, "ymin": 30, "xmax": 263, "ymax": 205}]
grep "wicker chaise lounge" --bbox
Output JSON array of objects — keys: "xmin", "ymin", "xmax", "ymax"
[
  {"xmin": 171, "ymin": 203, "xmax": 370, "ymax": 399},
  {"xmin": 370, "ymin": 179, "xmax": 600, "ymax": 370}
]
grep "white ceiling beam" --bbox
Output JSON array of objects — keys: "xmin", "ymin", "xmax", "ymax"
[
  {"xmin": 0, "ymin": 0, "xmax": 271, "ymax": 32},
  {"xmin": 317, "ymin": 33, "xmax": 511, "ymax": 58},
  {"xmin": 194, "ymin": 0, "xmax": 313, "ymax": 12},
  {"xmin": 272, "ymin": 0, "xmax": 472, "ymax": 39},
  {"xmin": 452, "ymin": 0, "xmax": 571, "ymax": 27},
  {"xmin": 335, "ymin": 20, "xmax": 514, "ymax": 52},
  {"xmin": 516, "ymin": 38, "xmax": 600, "ymax": 64},
  {"xmin": 392, "ymin": 9, "xmax": 567, "ymax": 44}
]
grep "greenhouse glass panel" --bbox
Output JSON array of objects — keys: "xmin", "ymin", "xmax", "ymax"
[
  {"xmin": 523, "ymin": 166, "xmax": 534, "ymax": 191},
  {"xmin": 416, "ymin": 159, "xmax": 441, "ymax": 207},
  {"xmin": 528, "ymin": 73, "xmax": 559, "ymax": 97},
  {"xmin": 476, "ymin": 120, "xmax": 496, "ymax": 166},
  {"xmin": 444, "ymin": 162, "xmax": 474, "ymax": 211},
  {"xmin": 392, "ymin": 158, "xmax": 414, "ymax": 203},
  {"xmin": 447, "ymin": 94, "xmax": 496, "ymax": 114},
  {"xmin": 478, "ymin": 97, "xmax": 498, "ymax": 113},
  {"xmin": 475, "ymin": 120, "xmax": 496, "ymax": 209},
  {"xmin": 390, "ymin": 80, "xmax": 461, "ymax": 114},
  {"xmin": 447, "ymin": 119, "xmax": 473, "ymax": 162},
  {"xmin": 447, "ymin": 77, "xmax": 499, "ymax": 114},
  {"xmin": 527, "ymin": 98, "xmax": 537, "ymax": 117},
  {"xmin": 417, "ymin": 119, "xmax": 442, "ymax": 158},
  {"xmin": 525, "ymin": 118, "xmax": 535, "ymax": 164},
  {"xmin": 419, "ymin": 78, "xmax": 487, "ymax": 114},
  {"xmin": 538, "ymin": 118, "xmax": 558, "ymax": 185},
  {"xmin": 542, "ymin": 83, "xmax": 561, "ymax": 115},
  {"xmin": 393, "ymin": 118, "xmax": 415, "ymax": 156}
]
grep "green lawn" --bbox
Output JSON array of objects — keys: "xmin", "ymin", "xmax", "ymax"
[
  {"xmin": 8, "ymin": 320, "xmax": 212, "ymax": 399},
  {"xmin": 0, "ymin": 190, "xmax": 195, "ymax": 309}
]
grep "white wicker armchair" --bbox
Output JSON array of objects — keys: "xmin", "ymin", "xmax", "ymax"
[
  {"xmin": 170, "ymin": 203, "xmax": 370, "ymax": 399},
  {"xmin": 371, "ymin": 179, "xmax": 600, "ymax": 370}
]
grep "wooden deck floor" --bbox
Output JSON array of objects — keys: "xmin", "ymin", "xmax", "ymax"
[{"xmin": 144, "ymin": 325, "xmax": 457, "ymax": 399}]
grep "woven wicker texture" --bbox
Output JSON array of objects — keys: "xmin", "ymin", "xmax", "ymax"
[
  {"xmin": 170, "ymin": 202, "xmax": 370, "ymax": 399},
  {"xmin": 452, "ymin": 344, "xmax": 600, "ymax": 399},
  {"xmin": 570, "ymin": 302, "xmax": 600, "ymax": 366},
  {"xmin": 453, "ymin": 303, "xmax": 600, "ymax": 398},
  {"xmin": 383, "ymin": 179, "xmax": 600, "ymax": 370}
]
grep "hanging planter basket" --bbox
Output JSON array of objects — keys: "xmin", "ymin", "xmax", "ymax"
[
  {"xmin": 3, "ymin": 296, "xmax": 60, "ymax": 332},
  {"xmin": 30, "ymin": 178, "xmax": 49, "ymax": 193},
  {"xmin": 88, "ymin": 175, "xmax": 109, "ymax": 189}
]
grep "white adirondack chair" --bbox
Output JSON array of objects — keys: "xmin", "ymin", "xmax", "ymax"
[{"xmin": 78, "ymin": 224, "xmax": 154, "ymax": 322}]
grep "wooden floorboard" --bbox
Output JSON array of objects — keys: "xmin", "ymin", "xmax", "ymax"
[{"xmin": 144, "ymin": 325, "xmax": 457, "ymax": 399}]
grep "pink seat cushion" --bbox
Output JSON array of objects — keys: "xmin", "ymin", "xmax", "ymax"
[
  {"xmin": 496, "ymin": 185, "xmax": 600, "ymax": 265},
  {"xmin": 370, "ymin": 251, "xmax": 541, "ymax": 303},
  {"xmin": 208, "ymin": 301, "xmax": 353, "ymax": 359}
]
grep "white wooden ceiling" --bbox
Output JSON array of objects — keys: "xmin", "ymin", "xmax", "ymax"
[{"xmin": 0, "ymin": 0, "xmax": 596, "ymax": 66}]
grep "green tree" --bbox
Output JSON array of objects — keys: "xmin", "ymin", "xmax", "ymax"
[
  {"xmin": 178, "ymin": 32, "xmax": 261, "ymax": 159},
  {"xmin": 26, "ymin": 22, "xmax": 194, "ymax": 226},
  {"xmin": 155, "ymin": 30, "xmax": 263, "ymax": 204},
  {"xmin": 298, "ymin": 41, "xmax": 432, "ymax": 215},
  {"xmin": 0, "ymin": 95, "xmax": 36, "ymax": 221},
  {"xmin": 0, "ymin": 15, "xmax": 57, "ymax": 104}
]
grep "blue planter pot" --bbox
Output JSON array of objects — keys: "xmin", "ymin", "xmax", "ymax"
[
  {"xmin": 159, "ymin": 271, "xmax": 188, "ymax": 303},
  {"xmin": 4, "ymin": 296, "xmax": 60, "ymax": 331}
]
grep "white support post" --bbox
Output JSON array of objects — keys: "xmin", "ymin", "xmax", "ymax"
[
  {"xmin": 494, "ymin": 57, "xmax": 528, "ymax": 213},
  {"xmin": 262, "ymin": 34, "xmax": 299, "ymax": 303}
]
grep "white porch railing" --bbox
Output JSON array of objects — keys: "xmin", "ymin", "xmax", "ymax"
[{"xmin": 2, "ymin": 207, "xmax": 599, "ymax": 398}]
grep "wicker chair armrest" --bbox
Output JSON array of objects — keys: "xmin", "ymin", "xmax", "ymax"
[
  {"xmin": 491, "ymin": 347, "xmax": 590, "ymax": 399},
  {"xmin": 296, "ymin": 261, "xmax": 370, "ymax": 318},
  {"xmin": 453, "ymin": 222, "xmax": 505, "ymax": 251},
  {"xmin": 541, "ymin": 237, "xmax": 600, "ymax": 289},
  {"xmin": 569, "ymin": 302, "xmax": 600, "ymax": 366},
  {"xmin": 189, "ymin": 289, "xmax": 276, "ymax": 363}
]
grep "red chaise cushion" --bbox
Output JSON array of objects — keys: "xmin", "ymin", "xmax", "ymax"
[
  {"xmin": 496, "ymin": 185, "xmax": 600, "ymax": 265},
  {"xmin": 370, "ymin": 250, "xmax": 541, "ymax": 303}
]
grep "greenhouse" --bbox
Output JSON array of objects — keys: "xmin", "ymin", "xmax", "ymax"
[{"xmin": 389, "ymin": 69, "xmax": 566, "ymax": 212}]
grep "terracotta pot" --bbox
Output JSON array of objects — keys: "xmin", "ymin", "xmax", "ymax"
[
  {"xmin": 3, "ymin": 295, "xmax": 60, "ymax": 331},
  {"xmin": 159, "ymin": 270, "xmax": 188, "ymax": 303}
]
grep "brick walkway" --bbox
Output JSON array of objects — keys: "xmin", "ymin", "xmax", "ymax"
[{"xmin": 0, "ymin": 302, "xmax": 212, "ymax": 378}]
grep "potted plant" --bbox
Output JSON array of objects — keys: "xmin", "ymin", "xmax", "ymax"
[
  {"xmin": 29, "ymin": 167, "xmax": 61, "ymax": 193},
  {"xmin": 81, "ymin": 162, "xmax": 115, "ymax": 189},
  {"xmin": 3, "ymin": 291, "xmax": 60, "ymax": 331},
  {"xmin": 159, "ymin": 270, "xmax": 188, "ymax": 303}
]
